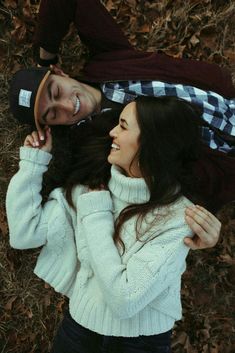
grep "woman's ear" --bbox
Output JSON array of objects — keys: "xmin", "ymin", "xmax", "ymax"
[{"xmin": 50, "ymin": 65, "xmax": 69, "ymax": 77}]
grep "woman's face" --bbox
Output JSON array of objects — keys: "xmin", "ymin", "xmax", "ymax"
[{"xmin": 108, "ymin": 102, "xmax": 142, "ymax": 177}]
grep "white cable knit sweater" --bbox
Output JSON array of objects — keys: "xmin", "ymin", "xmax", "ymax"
[{"xmin": 6, "ymin": 147, "xmax": 193, "ymax": 337}]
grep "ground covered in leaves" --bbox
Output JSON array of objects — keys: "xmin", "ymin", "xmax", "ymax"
[{"xmin": 0, "ymin": 0, "xmax": 235, "ymax": 352}]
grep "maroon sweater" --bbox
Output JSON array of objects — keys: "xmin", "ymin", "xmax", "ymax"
[
  {"xmin": 34, "ymin": 0, "xmax": 235, "ymax": 211},
  {"xmin": 35, "ymin": 0, "xmax": 235, "ymax": 98}
]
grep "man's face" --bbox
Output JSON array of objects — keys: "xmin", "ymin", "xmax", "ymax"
[{"xmin": 37, "ymin": 73, "xmax": 101, "ymax": 126}]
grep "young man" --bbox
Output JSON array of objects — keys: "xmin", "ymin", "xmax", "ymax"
[
  {"xmin": 10, "ymin": 0, "xmax": 234, "ymax": 248},
  {"xmin": 10, "ymin": 0, "xmax": 235, "ymax": 133}
]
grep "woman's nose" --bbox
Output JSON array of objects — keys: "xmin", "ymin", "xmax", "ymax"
[{"xmin": 109, "ymin": 125, "xmax": 118, "ymax": 137}]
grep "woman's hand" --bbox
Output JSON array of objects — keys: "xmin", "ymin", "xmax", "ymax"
[
  {"xmin": 23, "ymin": 126, "xmax": 52, "ymax": 153},
  {"xmin": 184, "ymin": 205, "xmax": 221, "ymax": 250}
]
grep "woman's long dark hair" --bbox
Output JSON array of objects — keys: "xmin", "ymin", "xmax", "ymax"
[
  {"xmin": 63, "ymin": 109, "xmax": 121, "ymax": 208},
  {"xmin": 113, "ymin": 96, "xmax": 203, "ymax": 251},
  {"xmin": 58, "ymin": 96, "xmax": 202, "ymax": 253}
]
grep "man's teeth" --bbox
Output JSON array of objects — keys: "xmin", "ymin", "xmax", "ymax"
[
  {"xmin": 111, "ymin": 143, "xmax": 120, "ymax": 150},
  {"xmin": 73, "ymin": 97, "xmax": 80, "ymax": 115}
]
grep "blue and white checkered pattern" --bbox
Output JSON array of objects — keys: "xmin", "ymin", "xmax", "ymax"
[{"xmin": 100, "ymin": 81, "xmax": 235, "ymax": 153}]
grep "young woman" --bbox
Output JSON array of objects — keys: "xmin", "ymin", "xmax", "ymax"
[{"xmin": 6, "ymin": 96, "xmax": 221, "ymax": 353}]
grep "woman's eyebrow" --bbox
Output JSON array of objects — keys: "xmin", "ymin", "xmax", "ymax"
[{"xmin": 120, "ymin": 117, "xmax": 128, "ymax": 125}]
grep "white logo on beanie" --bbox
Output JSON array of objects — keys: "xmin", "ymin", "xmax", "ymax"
[{"xmin": 19, "ymin": 89, "xmax": 32, "ymax": 108}]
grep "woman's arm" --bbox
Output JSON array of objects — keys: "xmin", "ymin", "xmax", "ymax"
[
  {"xmin": 6, "ymin": 129, "xmax": 53, "ymax": 249},
  {"xmin": 77, "ymin": 190, "xmax": 191, "ymax": 319}
]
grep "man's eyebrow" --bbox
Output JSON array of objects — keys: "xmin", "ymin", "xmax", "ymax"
[{"xmin": 41, "ymin": 81, "xmax": 53, "ymax": 123}]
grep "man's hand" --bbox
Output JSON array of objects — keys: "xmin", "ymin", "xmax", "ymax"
[
  {"xmin": 184, "ymin": 205, "xmax": 221, "ymax": 250},
  {"xmin": 39, "ymin": 48, "xmax": 57, "ymax": 61},
  {"xmin": 38, "ymin": 48, "xmax": 59, "ymax": 68},
  {"xmin": 23, "ymin": 126, "xmax": 52, "ymax": 153}
]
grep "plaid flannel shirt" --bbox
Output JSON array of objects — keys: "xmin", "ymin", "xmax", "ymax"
[{"xmin": 100, "ymin": 81, "xmax": 235, "ymax": 153}]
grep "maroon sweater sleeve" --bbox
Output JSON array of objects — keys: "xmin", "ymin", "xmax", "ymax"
[
  {"xmin": 194, "ymin": 146, "xmax": 235, "ymax": 212},
  {"xmin": 34, "ymin": 0, "xmax": 131, "ymax": 56},
  {"xmin": 34, "ymin": 0, "xmax": 235, "ymax": 98},
  {"xmin": 82, "ymin": 49, "xmax": 235, "ymax": 98}
]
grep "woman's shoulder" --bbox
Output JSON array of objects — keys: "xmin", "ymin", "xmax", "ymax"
[
  {"xmin": 170, "ymin": 195, "xmax": 194, "ymax": 212},
  {"xmin": 155, "ymin": 195, "xmax": 193, "ymax": 218},
  {"xmin": 146, "ymin": 196, "xmax": 193, "ymax": 237}
]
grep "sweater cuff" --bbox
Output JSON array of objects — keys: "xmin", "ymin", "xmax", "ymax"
[
  {"xmin": 77, "ymin": 191, "xmax": 113, "ymax": 219},
  {"xmin": 20, "ymin": 147, "xmax": 52, "ymax": 165},
  {"xmin": 38, "ymin": 55, "xmax": 59, "ymax": 67}
]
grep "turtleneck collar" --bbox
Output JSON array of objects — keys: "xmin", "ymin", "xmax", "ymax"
[{"xmin": 108, "ymin": 165, "xmax": 150, "ymax": 204}]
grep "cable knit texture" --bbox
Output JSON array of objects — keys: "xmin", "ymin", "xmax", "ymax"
[{"xmin": 6, "ymin": 148, "xmax": 194, "ymax": 337}]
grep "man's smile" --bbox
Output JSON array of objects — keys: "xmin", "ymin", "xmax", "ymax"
[{"xmin": 73, "ymin": 96, "xmax": 81, "ymax": 116}]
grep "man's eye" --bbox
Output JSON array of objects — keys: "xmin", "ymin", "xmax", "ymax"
[
  {"xmin": 120, "ymin": 125, "xmax": 126, "ymax": 130},
  {"xmin": 50, "ymin": 108, "xmax": 57, "ymax": 121},
  {"xmin": 48, "ymin": 115, "xmax": 56, "ymax": 122},
  {"xmin": 55, "ymin": 87, "xmax": 60, "ymax": 99}
]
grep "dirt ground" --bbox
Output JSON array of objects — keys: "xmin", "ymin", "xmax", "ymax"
[{"xmin": 0, "ymin": 1, "xmax": 235, "ymax": 352}]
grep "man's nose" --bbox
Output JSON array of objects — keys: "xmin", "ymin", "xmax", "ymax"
[{"xmin": 56, "ymin": 99, "xmax": 74, "ymax": 113}]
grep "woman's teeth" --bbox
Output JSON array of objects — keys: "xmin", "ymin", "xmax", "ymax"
[
  {"xmin": 111, "ymin": 143, "xmax": 120, "ymax": 150},
  {"xmin": 73, "ymin": 97, "xmax": 80, "ymax": 115}
]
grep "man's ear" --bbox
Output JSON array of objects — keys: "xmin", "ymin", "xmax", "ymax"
[{"xmin": 50, "ymin": 65, "xmax": 69, "ymax": 77}]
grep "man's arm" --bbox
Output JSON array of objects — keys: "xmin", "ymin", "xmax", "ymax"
[
  {"xmin": 35, "ymin": 0, "xmax": 132, "ymax": 63},
  {"xmin": 35, "ymin": 1, "xmax": 235, "ymax": 97},
  {"xmin": 184, "ymin": 205, "xmax": 221, "ymax": 250}
]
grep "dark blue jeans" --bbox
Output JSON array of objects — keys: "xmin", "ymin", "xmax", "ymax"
[{"xmin": 50, "ymin": 311, "xmax": 172, "ymax": 353}]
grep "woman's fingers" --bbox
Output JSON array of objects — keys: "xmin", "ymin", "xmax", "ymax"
[
  {"xmin": 40, "ymin": 126, "xmax": 52, "ymax": 153},
  {"xmin": 31, "ymin": 131, "xmax": 41, "ymax": 147},
  {"xmin": 24, "ymin": 131, "xmax": 40, "ymax": 148},
  {"xmin": 23, "ymin": 127, "xmax": 52, "ymax": 153}
]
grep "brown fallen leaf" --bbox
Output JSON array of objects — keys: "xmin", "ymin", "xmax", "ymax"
[
  {"xmin": 3, "ymin": 0, "xmax": 17, "ymax": 9},
  {"xmin": 219, "ymin": 254, "xmax": 235, "ymax": 265},
  {"xmin": 223, "ymin": 49, "xmax": 235, "ymax": 62},
  {"xmin": 22, "ymin": 0, "xmax": 33, "ymax": 19},
  {"xmin": 105, "ymin": 0, "xmax": 117, "ymax": 12},
  {"xmin": 26, "ymin": 308, "xmax": 33, "ymax": 319},
  {"xmin": 137, "ymin": 24, "xmax": 151, "ymax": 33},
  {"xmin": 56, "ymin": 298, "xmax": 65, "ymax": 313},
  {"xmin": 5, "ymin": 295, "xmax": 18, "ymax": 311},
  {"xmin": 190, "ymin": 34, "xmax": 200, "ymax": 47},
  {"xmin": 172, "ymin": 331, "xmax": 188, "ymax": 346},
  {"xmin": 11, "ymin": 16, "xmax": 27, "ymax": 43},
  {"xmin": 0, "ymin": 207, "xmax": 8, "ymax": 237},
  {"xmin": 126, "ymin": 0, "xmax": 137, "ymax": 7}
]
